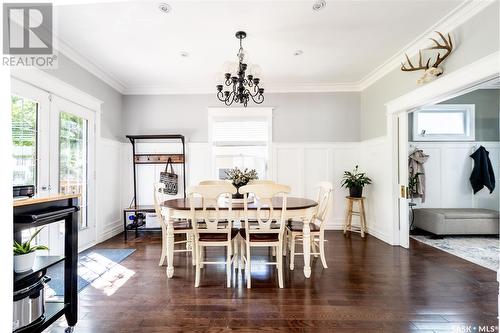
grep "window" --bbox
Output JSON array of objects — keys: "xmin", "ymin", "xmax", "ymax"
[
  {"xmin": 209, "ymin": 108, "xmax": 272, "ymax": 180},
  {"xmin": 412, "ymin": 104, "xmax": 475, "ymax": 141},
  {"xmin": 11, "ymin": 95, "xmax": 38, "ymax": 186}
]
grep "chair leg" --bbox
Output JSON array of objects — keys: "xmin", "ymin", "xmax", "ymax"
[
  {"xmin": 272, "ymin": 246, "xmax": 276, "ymax": 257},
  {"xmin": 246, "ymin": 245, "xmax": 251, "ymax": 289},
  {"xmin": 277, "ymin": 244, "xmax": 284, "ymax": 288},
  {"xmin": 190, "ymin": 233, "xmax": 196, "ymax": 266},
  {"xmin": 239, "ymin": 239, "xmax": 245, "ymax": 273},
  {"xmin": 289, "ymin": 234, "xmax": 295, "ymax": 271},
  {"xmin": 200, "ymin": 246, "xmax": 204, "ymax": 268},
  {"xmin": 319, "ymin": 232, "xmax": 328, "ymax": 269},
  {"xmin": 195, "ymin": 244, "xmax": 201, "ymax": 287},
  {"xmin": 311, "ymin": 235, "xmax": 319, "ymax": 258},
  {"xmin": 283, "ymin": 230, "xmax": 288, "ymax": 257},
  {"xmin": 233, "ymin": 238, "xmax": 239, "ymax": 271},
  {"xmin": 159, "ymin": 228, "xmax": 167, "ymax": 266},
  {"xmin": 226, "ymin": 242, "xmax": 232, "ymax": 288}
]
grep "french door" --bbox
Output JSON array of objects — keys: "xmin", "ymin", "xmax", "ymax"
[
  {"xmin": 11, "ymin": 79, "xmax": 96, "ymax": 252},
  {"xmin": 50, "ymin": 96, "xmax": 96, "ymax": 250}
]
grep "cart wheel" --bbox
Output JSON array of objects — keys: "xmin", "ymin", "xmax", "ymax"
[{"xmin": 65, "ymin": 326, "xmax": 74, "ymax": 333}]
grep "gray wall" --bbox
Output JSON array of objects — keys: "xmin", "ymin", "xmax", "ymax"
[
  {"xmin": 43, "ymin": 53, "xmax": 123, "ymax": 141},
  {"xmin": 408, "ymin": 89, "xmax": 500, "ymax": 141},
  {"xmin": 361, "ymin": 3, "xmax": 500, "ymax": 140},
  {"xmin": 122, "ymin": 92, "xmax": 361, "ymax": 143}
]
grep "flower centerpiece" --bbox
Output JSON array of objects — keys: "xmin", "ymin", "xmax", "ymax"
[{"xmin": 225, "ymin": 167, "xmax": 258, "ymax": 199}]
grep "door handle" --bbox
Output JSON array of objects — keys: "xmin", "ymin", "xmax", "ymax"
[{"xmin": 399, "ymin": 185, "xmax": 409, "ymax": 199}]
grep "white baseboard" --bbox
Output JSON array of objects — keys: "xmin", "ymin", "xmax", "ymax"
[{"xmin": 97, "ymin": 220, "xmax": 123, "ymax": 243}]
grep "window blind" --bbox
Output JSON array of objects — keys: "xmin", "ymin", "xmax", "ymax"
[{"xmin": 212, "ymin": 120, "xmax": 269, "ymax": 146}]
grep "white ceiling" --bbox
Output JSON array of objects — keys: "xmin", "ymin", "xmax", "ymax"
[{"xmin": 54, "ymin": 0, "xmax": 465, "ymax": 93}]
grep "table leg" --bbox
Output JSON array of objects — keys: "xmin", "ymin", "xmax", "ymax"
[
  {"xmin": 165, "ymin": 209, "xmax": 175, "ymax": 278},
  {"xmin": 302, "ymin": 219, "xmax": 312, "ymax": 278}
]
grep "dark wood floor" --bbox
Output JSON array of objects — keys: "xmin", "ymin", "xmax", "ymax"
[{"xmin": 47, "ymin": 231, "xmax": 498, "ymax": 333}]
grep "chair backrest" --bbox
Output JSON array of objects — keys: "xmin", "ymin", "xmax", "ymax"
[
  {"xmin": 248, "ymin": 179, "xmax": 275, "ymax": 185},
  {"xmin": 314, "ymin": 181, "xmax": 333, "ymax": 229},
  {"xmin": 187, "ymin": 184, "xmax": 237, "ymax": 234},
  {"xmin": 239, "ymin": 183, "xmax": 291, "ymax": 237},
  {"xmin": 199, "ymin": 180, "xmax": 231, "ymax": 185},
  {"xmin": 153, "ymin": 183, "xmax": 168, "ymax": 228}
]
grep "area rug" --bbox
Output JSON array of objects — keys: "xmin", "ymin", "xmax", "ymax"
[
  {"xmin": 46, "ymin": 248, "xmax": 136, "ymax": 296},
  {"xmin": 411, "ymin": 235, "xmax": 499, "ymax": 271}
]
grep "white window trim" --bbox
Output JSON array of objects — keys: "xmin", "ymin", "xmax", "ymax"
[
  {"xmin": 207, "ymin": 107, "xmax": 273, "ymax": 179},
  {"xmin": 412, "ymin": 104, "xmax": 475, "ymax": 141}
]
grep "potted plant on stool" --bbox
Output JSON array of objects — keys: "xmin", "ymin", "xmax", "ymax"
[
  {"xmin": 341, "ymin": 165, "xmax": 372, "ymax": 198},
  {"xmin": 13, "ymin": 228, "xmax": 49, "ymax": 273}
]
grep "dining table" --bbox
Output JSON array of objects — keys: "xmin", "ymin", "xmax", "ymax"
[{"xmin": 161, "ymin": 196, "xmax": 318, "ymax": 279}]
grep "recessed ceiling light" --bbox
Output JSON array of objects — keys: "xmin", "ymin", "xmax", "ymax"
[
  {"xmin": 180, "ymin": 51, "xmax": 189, "ymax": 57},
  {"xmin": 312, "ymin": 0, "xmax": 326, "ymax": 11},
  {"xmin": 293, "ymin": 50, "xmax": 303, "ymax": 56},
  {"xmin": 158, "ymin": 3, "xmax": 171, "ymax": 13}
]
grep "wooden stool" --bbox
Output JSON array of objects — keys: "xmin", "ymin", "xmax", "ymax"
[{"xmin": 343, "ymin": 197, "xmax": 367, "ymax": 238}]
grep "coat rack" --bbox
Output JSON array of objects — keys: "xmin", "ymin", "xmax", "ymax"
[{"xmin": 124, "ymin": 134, "xmax": 186, "ymax": 240}]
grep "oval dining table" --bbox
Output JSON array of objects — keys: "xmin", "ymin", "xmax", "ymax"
[{"xmin": 161, "ymin": 197, "xmax": 318, "ymax": 279}]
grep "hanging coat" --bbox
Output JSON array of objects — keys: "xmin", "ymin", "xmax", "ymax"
[
  {"xmin": 470, "ymin": 146, "xmax": 496, "ymax": 194},
  {"xmin": 409, "ymin": 149, "xmax": 429, "ymax": 202}
]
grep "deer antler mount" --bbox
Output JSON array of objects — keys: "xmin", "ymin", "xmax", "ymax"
[{"xmin": 401, "ymin": 31, "xmax": 453, "ymax": 85}]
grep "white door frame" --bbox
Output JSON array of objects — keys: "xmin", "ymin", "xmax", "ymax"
[
  {"xmin": 11, "ymin": 68, "xmax": 103, "ymax": 252},
  {"xmin": 385, "ymin": 51, "xmax": 499, "ymax": 248}
]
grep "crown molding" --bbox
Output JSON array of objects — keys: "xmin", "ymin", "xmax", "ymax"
[
  {"xmin": 357, "ymin": 0, "xmax": 496, "ymax": 91},
  {"xmin": 54, "ymin": 37, "xmax": 127, "ymax": 94},
  {"xmin": 123, "ymin": 82, "xmax": 361, "ymax": 95},
  {"xmin": 52, "ymin": 0, "xmax": 494, "ymax": 95}
]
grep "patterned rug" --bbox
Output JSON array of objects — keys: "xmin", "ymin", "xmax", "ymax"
[
  {"xmin": 411, "ymin": 235, "xmax": 499, "ymax": 271},
  {"xmin": 46, "ymin": 248, "xmax": 136, "ymax": 296}
]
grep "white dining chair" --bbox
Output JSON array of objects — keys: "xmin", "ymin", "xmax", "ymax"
[
  {"xmin": 154, "ymin": 183, "xmax": 195, "ymax": 267},
  {"xmin": 239, "ymin": 183, "xmax": 291, "ymax": 288},
  {"xmin": 199, "ymin": 180, "xmax": 232, "ymax": 185},
  {"xmin": 248, "ymin": 180, "xmax": 276, "ymax": 185},
  {"xmin": 187, "ymin": 184, "xmax": 238, "ymax": 287},
  {"xmin": 286, "ymin": 181, "xmax": 333, "ymax": 270}
]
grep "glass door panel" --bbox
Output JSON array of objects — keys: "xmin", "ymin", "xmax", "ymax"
[
  {"xmin": 11, "ymin": 95, "xmax": 38, "ymax": 187},
  {"xmin": 50, "ymin": 96, "xmax": 95, "ymax": 250},
  {"xmin": 59, "ymin": 111, "xmax": 88, "ymax": 230}
]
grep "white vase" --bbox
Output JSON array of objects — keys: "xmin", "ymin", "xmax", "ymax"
[{"xmin": 14, "ymin": 252, "xmax": 36, "ymax": 273}]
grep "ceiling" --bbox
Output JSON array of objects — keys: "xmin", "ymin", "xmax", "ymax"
[{"xmin": 54, "ymin": 0, "xmax": 465, "ymax": 93}]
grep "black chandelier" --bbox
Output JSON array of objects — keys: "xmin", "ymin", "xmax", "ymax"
[{"xmin": 216, "ymin": 31, "xmax": 264, "ymax": 107}]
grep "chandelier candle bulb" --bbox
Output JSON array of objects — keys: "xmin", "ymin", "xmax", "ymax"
[{"xmin": 216, "ymin": 31, "xmax": 265, "ymax": 107}]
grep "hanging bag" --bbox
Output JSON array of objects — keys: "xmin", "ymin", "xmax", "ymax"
[{"xmin": 160, "ymin": 157, "xmax": 178, "ymax": 195}]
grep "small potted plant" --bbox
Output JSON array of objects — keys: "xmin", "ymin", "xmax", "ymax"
[
  {"xmin": 341, "ymin": 165, "xmax": 372, "ymax": 198},
  {"xmin": 225, "ymin": 167, "xmax": 258, "ymax": 199},
  {"xmin": 13, "ymin": 228, "xmax": 49, "ymax": 273}
]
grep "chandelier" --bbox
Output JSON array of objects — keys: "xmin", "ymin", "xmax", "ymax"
[{"xmin": 216, "ymin": 31, "xmax": 264, "ymax": 107}]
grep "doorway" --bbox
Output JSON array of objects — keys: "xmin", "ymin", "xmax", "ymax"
[{"xmin": 11, "ymin": 79, "xmax": 97, "ymax": 252}]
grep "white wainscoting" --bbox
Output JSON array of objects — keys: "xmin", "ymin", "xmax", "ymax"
[
  {"xmin": 96, "ymin": 138, "xmax": 124, "ymax": 243},
  {"xmin": 116, "ymin": 140, "xmax": 394, "ymax": 245},
  {"xmin": 271, "ymin": 142, "xmax": 361, "ymax": 231},
  {"xmin": 359, "ymin": 137, "xmax": 394, "ymax": 245},
  {"xmin": 408, "ymin": 141, "xmax": 500, "ymax": 210}
]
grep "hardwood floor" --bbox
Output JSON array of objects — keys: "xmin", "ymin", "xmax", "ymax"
[{"xmin": 47, "ymin": 231, "xmax": 498, "ymax": 333}]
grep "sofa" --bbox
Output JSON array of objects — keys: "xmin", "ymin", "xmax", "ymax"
[{"xmin": 413, "ymin": 208, "xmax": 499, "ymax": 236}]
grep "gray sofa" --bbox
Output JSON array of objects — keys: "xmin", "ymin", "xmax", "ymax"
[{"xmin": 413, "ymin": 208, "xmax": 499, "ymax": 236}]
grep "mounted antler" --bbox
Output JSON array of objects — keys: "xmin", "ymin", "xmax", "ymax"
[
  {"xmin": 400, "ymin": 31, "xmax": 453, "ymax": 84},
  {"xmin": 401, "ymin": 50, "xmax": 431, "ymax": 72},
  {"xmin": 428, "ymin": 31, "xmax": 453, "ymax": 68}
]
